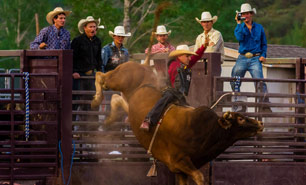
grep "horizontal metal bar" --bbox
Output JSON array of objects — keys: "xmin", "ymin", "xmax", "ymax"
[
  {"xmin": 72, "ymin": 131, "xmax": 133, "ymax": 135},
  {"xmin": 216, "ymin": 91, "xmax": 306, "ymax": 98},
  {"xmin": 263, "ymin": 123, "xmax": 306, "ymax": 128},
  {"xmin": 218, "ymin": 102, "xmax": 306, "ymax": 108},
  {"xmin": 234, "ymin": 140, "xmax": 306, "ymax": 146},
  {"xmin": 215, "ymin": 76, "xmax": 306, "ymax": 83},
  {"xmin": 72, "ymin": 90, "xmax": 120, "ymax": 95},
  {"xmin": 74, "ymin": 146, "xmax": 145, "ymax": 152},
  {"xmin": 74, "ymin": 153, "xmax": 150, "ymax": 158},
  {"xmin": 72, "ymin": 110, "xmax": 110, "ymax": 115},
  {"xmin": 75, "ymin": 140, "xmax": 140, "ymax": 145},
  {"xmin": 225, "ymin": 147, "xmax": 306, "ymax": 153},
  {"xmin": 217, "ymin": 154, "xmax": 306, "ymax": 160},
  {"xmin": 216, "ymin": 111, "xmax": 306, "ymax": 118}
]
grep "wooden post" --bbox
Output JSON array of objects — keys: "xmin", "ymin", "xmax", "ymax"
[{"xmin": 35, "ymin": 13, "xmax": 39, "ymax": 36}]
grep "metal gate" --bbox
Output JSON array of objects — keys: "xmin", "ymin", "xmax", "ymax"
[
  {"xmin": 0, "ymin": 50, "xmax": 72, "ymax": 185},
  {"xmin": 211, "ymin": 59, "xmax": 306, "ymax": 185}
]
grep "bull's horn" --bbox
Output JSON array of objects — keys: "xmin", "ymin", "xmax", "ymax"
[{"xmin": 223, "ymin": 111, "xmax": 232, "ymax": 119}]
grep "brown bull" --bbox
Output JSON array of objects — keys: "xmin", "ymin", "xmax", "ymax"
[{"xmin": 91, "ymin": 61, "xmax": 263, "ymax": 185}]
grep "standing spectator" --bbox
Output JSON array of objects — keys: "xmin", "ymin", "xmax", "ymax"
[
  {"xmin": 231, "ymin": 3, "xmax": 271, "ymax": 112},
  {"xmin": 71, "ymin": 16, "xmax": 103, "ymax": 124},
  {"xmin": 145, "ymin": 25, "xmax": 175, "ymax": 54},
  {"xmin": 30, "ymin": 7, "xmax": 71, "ymax": 50},
  {"xmin": 102, "ymin": 26, "xmax": 131, "ymax": 73},
  {"xmin": 194, "ymin": 11, "xmax": 224, "ymax": 63}
]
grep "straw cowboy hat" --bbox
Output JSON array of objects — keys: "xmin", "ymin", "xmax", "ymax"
[
  {"xmin": 78, "ymin": 16, "xmax": 104, "ymax": 34},
  {"xmin": 237, "ymin": 3, "xmax": 257, "ymax": 14},
  {"xmin": 195, "ymin": 11, "xmax": 218, "ymax": 24},
  {"xmin": 46, "ymin": 7, "xmax": 71, "ymax": 25},
  {"xmin": 153, "ymin": 25, "xmax": 171, "ymax": 35},
  {"xmin": 169, "ymin": 45, "xmax": 197, "ymax": 58},
  {"xmin": 109, "ymin": 26, "xmax": 131, "ymax": 37}
]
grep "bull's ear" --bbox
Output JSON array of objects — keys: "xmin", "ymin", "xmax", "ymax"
[{"xmin": 218, "ymin": 118, "xmax": 232, "ymax": 130}]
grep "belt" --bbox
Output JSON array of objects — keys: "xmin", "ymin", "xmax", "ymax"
[{"xmin": 240, "ymin": 52, "xmax": 261, "ymax": 58}]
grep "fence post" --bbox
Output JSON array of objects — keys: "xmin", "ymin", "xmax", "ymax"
[
  {"xmin": 59, "ymin": 50, "xmax": 73, "ymax": 184},
  {"xmin": 187, "ymin": 53, "xmax": 221, "ymax": 107}
]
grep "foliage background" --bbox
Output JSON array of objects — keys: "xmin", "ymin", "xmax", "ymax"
[{"xmin": 1, "ymin": 0, "xmax": 306, "ymax": 68}]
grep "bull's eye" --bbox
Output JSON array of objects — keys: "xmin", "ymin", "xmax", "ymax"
[{"xmin": 237, "ymin": 117, "xmax": 245, "ymax": 125}]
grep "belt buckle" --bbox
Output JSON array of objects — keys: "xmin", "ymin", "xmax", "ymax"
[
  {"xmin": 85, "ymin": 70, "xmax": 93, "ymax": 75},
  {"xmin": 245, "ymin": 52, "xmax": 253, "ymax": 58}
]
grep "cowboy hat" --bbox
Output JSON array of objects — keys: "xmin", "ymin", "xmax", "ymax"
[
  {"xmin": 109, "ymin": 26, "xmax": 131, "ymax": 37},
  {"xmin": 153, "ymin": 25, "xmax": 171, "ymax": 35},
  {"xmin": 78, "ymin": 16, "xmax": 104, "ymax": 34},
  {"xmin": 46, "ymin": 7, "xmax": 71, "ymax": 25},
  {"xmin": 236, "ymin": 3, "xmax": 256, "ymax": 14},
  {"xmin": 195, "ymin": 11, "xmax": 218, "ymax": 24},
  {"xmin": 169, "ymin": 45, "xmax": 197, "ymax": 58}
]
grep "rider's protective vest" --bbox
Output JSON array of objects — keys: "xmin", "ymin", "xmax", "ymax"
[{"xmin": 175, "ymin": 64, "xmax": 192, "ymax": 96}]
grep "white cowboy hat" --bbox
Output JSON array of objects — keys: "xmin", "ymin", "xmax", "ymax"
[
  {"xmin": 78, "ymin": 16, "xmax": 104, "ymax": 34},
  {"xmin": 153, "ymin": 25, "xmax": 171, "ymax": 35},
  {"xmin": 237, "ymin": 3, "xmax": 257, "ymax": 14},
  {"xmin": 109, "ymin": 26, "xmax": 131, "ymax": 37},
  {"xmin": 169, "ymin": 45, "xmax": 197, "ymax": 58},
  {"xmin": 46, "ymin": 7, "xmax": 71, "ymax": 25},
  {"xmin": 195, "ymin": 11, "xmax": 218, "ymax": 24}
]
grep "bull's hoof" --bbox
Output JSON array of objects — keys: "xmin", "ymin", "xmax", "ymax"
[
  {"xmin": 91, "ymin": 98, "xmax": 102, "ymax": 109},
  {"xmin": 105, "ymin": 117, "xmax": 115, "ymax": 125}
]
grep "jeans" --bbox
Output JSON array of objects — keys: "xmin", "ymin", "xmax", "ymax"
[{"xmin": 231, "ymin": 55, "xmax": 268, "ymax": 93}]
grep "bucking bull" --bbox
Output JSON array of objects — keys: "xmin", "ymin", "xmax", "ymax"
[{"xmin": 91, "ymin": 61, "xmax": 263, "ymax": 185}]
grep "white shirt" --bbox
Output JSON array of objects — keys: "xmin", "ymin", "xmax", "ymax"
[{"xmin": 194, "ymin": 28, "xmax": 224, "ymax": 63}]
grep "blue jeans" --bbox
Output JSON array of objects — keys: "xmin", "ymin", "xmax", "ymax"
[{"xmin": 231, "ymin": 55, "xmax": 268, "ymax": 94}]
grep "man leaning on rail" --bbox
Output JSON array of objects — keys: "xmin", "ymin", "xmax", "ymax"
[{"xmin": 71, "ymin": 16, "xmax": 103, "ymax": 126}]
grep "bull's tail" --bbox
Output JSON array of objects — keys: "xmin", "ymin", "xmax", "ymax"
[{"xmin": 91, "ymin": 72, "xmax": 105, "ymax": 109}]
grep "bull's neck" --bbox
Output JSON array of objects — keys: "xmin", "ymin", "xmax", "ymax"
[{"xmin": 201, "ymin": 119, "xmax": 238, "ymax": 159}]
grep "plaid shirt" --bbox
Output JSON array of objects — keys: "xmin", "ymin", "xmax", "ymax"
[
  {"xmin": 145, "ymin": 42, "xmax": 175, "ymax": 54},
  {"xmin": 30, "ymin": 25, "xmax": 71, "ymax": 49}
]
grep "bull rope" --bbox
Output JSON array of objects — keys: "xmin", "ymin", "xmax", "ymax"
[
  {"xmin": 23, "ymin": 72, "xmax": 30, "ymax": 141},
  {"xmin": 147, "ymin": 104, "xmax": 174, "ymax": 155}
]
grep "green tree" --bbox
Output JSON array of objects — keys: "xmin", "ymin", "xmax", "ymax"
[
  {"xmin": 64, "ymin": 0, "xmax": 122, "ymax": 47},
  {"xmin": 0, "ymin": 0, "xmax": 54, "ymax": 50}
]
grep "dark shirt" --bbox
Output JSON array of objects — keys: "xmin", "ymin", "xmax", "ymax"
[{"xmin": 71, "ymin": 34, "xmax": 102, "ymax": 73}]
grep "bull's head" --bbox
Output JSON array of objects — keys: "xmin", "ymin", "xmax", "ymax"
[{"xmin": 218, "ymin": 111, "xmax": 263, "ymax": 137}]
